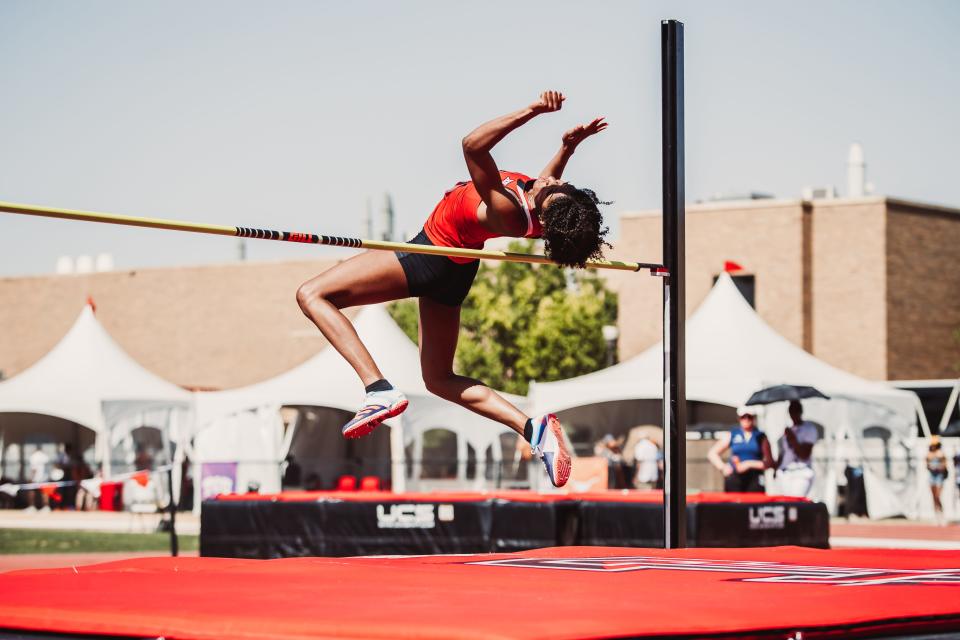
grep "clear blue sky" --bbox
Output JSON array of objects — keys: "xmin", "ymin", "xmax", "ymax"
[{"xmin": 1, "ymin": 1, "xmax": 957, "ymax": 276}]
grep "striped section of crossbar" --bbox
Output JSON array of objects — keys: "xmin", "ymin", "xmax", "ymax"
[
  {"xmin": 235, "ymin": 226, "xmax": 362, "ymax": 249},
  {"xmin": 0, "ymin": 200, "xmax": 663, "ymax": 272}
]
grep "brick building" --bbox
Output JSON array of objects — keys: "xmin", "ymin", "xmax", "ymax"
[
  {"xmin": 0, "ymin": 195, "xmax": 957, "ymax": 390},
  {"xmin": 608, "ymin": 196, "xmax": 960, "ymax": 381},
  {"xmin": 0, "ymin": 258, "xmax": 343, "ymax": 390}
]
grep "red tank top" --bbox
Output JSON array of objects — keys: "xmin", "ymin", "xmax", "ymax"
[{"xmin": 423, "ymin": 171, "xmax": 543, "ymax": 264}]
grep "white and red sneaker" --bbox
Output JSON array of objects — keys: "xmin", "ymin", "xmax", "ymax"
[
  {"xmin": 341, "ymin": 389, "xmax": 408, "ymax": 439},
  {"xmin": 529, "ymin": 413, "xmax": 572, "ymax": 488}
]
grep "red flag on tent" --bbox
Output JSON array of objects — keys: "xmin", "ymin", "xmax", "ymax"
[
  {"xmin": 86, "ymin": 296, "xmax": 97, "ymax": 313},
  {"xmin": 132, "ymin": 471, "xmax": 150, "ymax": 487},
  {"xmin": 724, "ymin": 261, "xmax": 744, "ymax": 273}
]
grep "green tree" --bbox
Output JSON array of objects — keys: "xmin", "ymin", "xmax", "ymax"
[
  {"xmin": 388, "ymin": 294, "xmax": 420, "ymax": 344},
  {"xmin": 388, "ymin": 240, "xmax": 617, "ymax": 394}
]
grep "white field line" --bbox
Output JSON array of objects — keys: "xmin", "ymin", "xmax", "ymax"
[{"xmin": 830, "ymin": 536, "xmax": 960, "ymax": 550}]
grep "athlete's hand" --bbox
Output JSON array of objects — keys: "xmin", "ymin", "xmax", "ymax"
[
  {"xmin": 530, "ymin": 90, "xmax": 565, "ymax": 114},
  {"xmin": 732, "ymin": 456, "xmax": 748, "ymax": 474},
  {"xmin": 562, "ymin": 117, "xmax": 608, "ymax": 149}
]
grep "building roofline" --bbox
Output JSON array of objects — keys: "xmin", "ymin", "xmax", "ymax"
[
  {"xmin": 620, "ymin": 195, "xmax": 960, "ymax": 219},
  {"xmin": 888, "ymin": 378, "xmax": 960, "ymax": 388},
  {"xmin": 0, "ymin": 254, "xmax": 347, "ymax": 283},
  {"xmin": 885, "ymin": 197, "xmax": 960, "ymax": 217},
  {"xmin": 621, "ymin": 197, "xmax": 805, "ymax": 218}
]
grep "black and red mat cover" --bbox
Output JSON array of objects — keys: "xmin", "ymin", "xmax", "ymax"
[
  {"xmin": 202, "ymin": 490, "xmax": 830, "ymax": 557},
  {"xmin": 0, "ymin": 545, "xmax": 958, "ymax": 639}
]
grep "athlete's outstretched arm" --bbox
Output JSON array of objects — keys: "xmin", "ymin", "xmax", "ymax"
[
  {"xmin": 462, "ymin": 91, "xmax": 564, "ymax": 214},
  {"xmin": 539, "ymin": 117, "xmax": 608, "ymax": 179}
]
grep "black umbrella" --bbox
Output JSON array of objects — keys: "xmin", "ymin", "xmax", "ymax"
[
  {"xmin": 745, "ymin": 384, "xmax": 830, "ymax": 406},
  {"xmin": 941, "ymin": 419, "xmax": 960, "ymax": 438}
]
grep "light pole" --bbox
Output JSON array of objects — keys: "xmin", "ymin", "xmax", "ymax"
[{"xmin": 602, "ymin": 324, "xmax": 620, "ymax": 367}]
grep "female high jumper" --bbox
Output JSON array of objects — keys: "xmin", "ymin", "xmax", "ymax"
[{"xmin": 296, "ymin": 91, "xmax": 610, "ymax": 488}]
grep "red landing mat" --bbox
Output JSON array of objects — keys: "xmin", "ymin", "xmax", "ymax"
[{"xmin": 1, "ymin": 546, "xmax": 958, "ymax": 639}]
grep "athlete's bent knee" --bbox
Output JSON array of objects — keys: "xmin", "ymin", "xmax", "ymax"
[
  {"xmin": 295, "ymin": 281, "xmax": 315, "ymax": 314},
  {"xmin": 300, "ymin": 275, "xmax": 356, "ymax": 312},
  {"xmin": 422, "ymin": 372, "xmax": 455, "ymax": 399},
  {"xmin": 296, "ymin": 279, "xmax": 332, "ymax": 314}
]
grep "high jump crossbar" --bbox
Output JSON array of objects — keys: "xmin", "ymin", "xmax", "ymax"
[{"xmin": 0, "ymin": 201, "xmax": 663, "ymax": 273}]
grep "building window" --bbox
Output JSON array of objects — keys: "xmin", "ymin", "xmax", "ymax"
[{"xmin": 714, "ymin": 274, "xmax": 755, "ymax": 308}]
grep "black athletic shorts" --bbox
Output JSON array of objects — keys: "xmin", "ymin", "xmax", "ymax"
[
  {"xmin": 396, "ymin": 229, "xmax": 480, "ymax": 307},
  {"xmin": 723, "ymin": 469, "xmax": 765, "ymax": 493}
]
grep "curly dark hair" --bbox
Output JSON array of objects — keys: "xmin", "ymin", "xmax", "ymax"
[{"xmin": 538, "ymin": 184, "xmax": 611, "ymax": 268}]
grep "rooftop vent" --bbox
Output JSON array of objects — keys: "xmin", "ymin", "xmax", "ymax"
[
  {"xmin": 846, "ymin": 142, "xmax": 875, "ymax": 197},
  {"xmin": 802, "ymin": 186, "xmax": 838, "ymax": 200},
  {"xmin": 54, "ymin": 253, "xmax": 115, "ymax": 274},
  {"xmin": 703, "ymin": 192, "xmax": 774, "ymax": 203}
]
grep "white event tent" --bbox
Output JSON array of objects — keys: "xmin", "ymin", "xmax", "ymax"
[
  {"xmin": 193, "ymin": 304, "xmax": 428, "ymax": 425},
  {"xmin": 191, "ymin": 304, "xmax": 525, "ymax": 500},
  {"xmin": 0, "ymin": 305, "xmax": 192, "ymax": 479},
  {"xmin": 529, "ymin": 273, "xmax": 924, "ymax": 517}
]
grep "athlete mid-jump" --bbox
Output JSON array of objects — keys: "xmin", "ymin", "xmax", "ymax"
[{"xmin": 296, "ymin": 91, "xmax": 609, "ymax": 488}]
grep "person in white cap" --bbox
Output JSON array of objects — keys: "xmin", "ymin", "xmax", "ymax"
[
  {"xmin": 926, "ymin": 436, "xmax": 948, "ymax": 526},
  {"xmin": 707, "ymin": 406, "xmax": 773, "ymax": 493}
]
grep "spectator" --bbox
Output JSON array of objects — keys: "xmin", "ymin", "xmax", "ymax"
[
  {"xmin": 303, "ymin": 472, "xmax": 322, "ymax": 491},
  {"xmin": 595, "ymin": 434, "xmax": 627, "ymax": 489},
  {"xmin": 927, "ymin": 437, "xmax": 948, "ymax": 526},
  {"xmin": 633, "ymin": 436, "xmax": 660, "ymax": 490},
  {"xmin": 843, "ymin": 462, "xmax": 868, "ymax": 518},
  {"xmin": 655, "ymin": 448, "xmax": 665, "ymax": 489},
  {"xmin": 27, "ymin": 447, "xmax": 51, "ymax": 511},
  {"xmin": 55, "ymin": 444, "xmax": 78, "ymax": 510},
  {"xmin": 0, "ymin": 476, "xmax": 17, "ymax": 509},
  {"xmin": 707, "ymin": 406, "xmax": 773, "ymax": 493},
  {"xmin": 955, "ymin": 448, "xmax": 960, "ymax": 517},
  {"xmin": 73, "ymin": 455, "xmax": 95, "ymax": 511},
  {"xmin": 134, "ymin": 445, "xmax": 154, "ymax": 472},
  {"xmin": 178, "ymin": 457, "xmax": 194, "ymax": 512},
  {"xmin": 282, "ymin": 454, "xmax": 302, "ymax": 489},
  {"xmin": 776, "ymin": 400, "xmax": 819, "ymax": 498}
]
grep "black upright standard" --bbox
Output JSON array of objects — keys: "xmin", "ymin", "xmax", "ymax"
[
  {"xmin": 167, "ymin": 467, "xmax": 179, "ymax": 556},
  {"xmin": 661, "ymin": 19, "xmax": 687, "ymax": 549}
]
